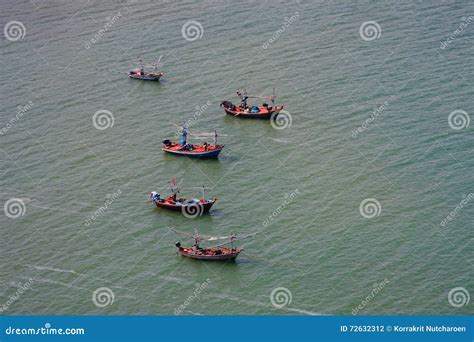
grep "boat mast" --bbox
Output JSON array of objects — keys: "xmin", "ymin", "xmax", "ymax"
[
  {"xmin": 138, "ymin": 57, "xmax": 144, "ymax": 74},
  {"xmin": 214, "ymin": 130, "xmax": 217, "ymax": 145},
  {"xmin": 193, "ymin": 229, "xmax": 202, "ymax": 248}
]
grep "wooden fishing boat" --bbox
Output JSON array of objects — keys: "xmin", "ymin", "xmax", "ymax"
[
  {"xmin": 162, "ymin": 125, "xmax": 225, "ymax": 158},
  {"xmin": 173, "ymin": 230, "xmax": 253, "ymax": 261},
  {"xmin": 128, "ymin": 57, "xmax": 164, "ymax": 81},
  {"xmin": 162, "ymin": 141, "xmax": 224, "ymax": 158},
  {"xmin": 220, "ymin": 89, "xmax": 284, "ymax": 119},
  {"xmin": 153, "ymin": 196, "xmax": 216, "ymax": 213},
  {"xmin": 149, "ymin": 180, "xmax": 216, "ymax": 216},
  {"xmin": 175, "ymin": 243, "xmax": 241, "ymax": 261}
]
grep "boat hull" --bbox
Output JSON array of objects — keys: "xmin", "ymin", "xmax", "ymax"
[
  {"xmin": 223, "ymin": 107, "xmax": 283, "ymax": 119},
  {"xmin": 154, "ymin": 199, "xmax": 215, "ymax": 213},
  {"xmin": 177, "ymin": 247, "xmax": 241, "ymax": 261},
  {"xmin": 162, "ymin": 146, "xmax": 223, "ymax": 158},
  {"xmin": 128, "ymin": 73, "xmax": 163, "ymax": 81}
]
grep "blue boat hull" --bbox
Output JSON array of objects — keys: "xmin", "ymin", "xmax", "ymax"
[{"xmin": 128, "ymin": 74, "xmax": 162, "ymax": 81}]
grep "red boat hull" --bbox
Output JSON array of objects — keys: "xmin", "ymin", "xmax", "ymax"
[
  {"xmin": 176, "ymin": 247, "xmax": 241, "ymax": 260},
  {"xmin": 153, "ymin": 199, "xmax": 215, "ymax": 213},
  {"xmin": 223, "ymin": 106, "xmax": 283, "ymax": 119}
]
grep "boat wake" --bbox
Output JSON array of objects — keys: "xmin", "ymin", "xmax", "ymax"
[
  {"xmin": 26, "ymin": 265, "xmax": 78, "ymax": 275},
  {"xmin": 215, "ymin": 294, "xmax": 325, "ymax": 316}
]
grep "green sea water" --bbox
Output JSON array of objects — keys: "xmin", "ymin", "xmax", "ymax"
[{"xmin": 0, "ymin": 0, "xmax": 473, "ymax": 315}]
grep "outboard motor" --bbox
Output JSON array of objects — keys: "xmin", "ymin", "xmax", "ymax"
[
  {"xmin": 162, "ymin": 139, "xmax": 172, "ymax": 146},
  {"xmin": 175, "ymin": 242, "xmax": 181, "ymax": 248},
  {"xmin": 220, "ymin": 101, "xmax": 233, "ymax": 109}
]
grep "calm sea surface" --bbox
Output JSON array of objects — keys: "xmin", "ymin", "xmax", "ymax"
[{"xmin": 0, "ymin": 0, "xmax": 473, "ymax": 315}]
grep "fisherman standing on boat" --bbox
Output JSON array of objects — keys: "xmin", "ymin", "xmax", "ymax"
[
  {"xmin": 180, "ymin": 126, "xmax": 187, "ymax": 150},
  {"xmin": 236, "ymin": 90, "xmax": 249, "ymax": 109}
]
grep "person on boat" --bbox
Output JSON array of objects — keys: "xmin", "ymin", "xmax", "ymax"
[
  {"xmin": 180, "ymin": 126, "xmax": 187, "ymax": 150},
  {"xmin": 203, "ymin": 142, "xmax": 208, "ymax": 151},
  {"xmin": 236, "ymin": 90, "xmax": 249, "ymax": 109},
  {"xmin": 150, "ymin": 191, "xmax": 160, "ymax": 202}
]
